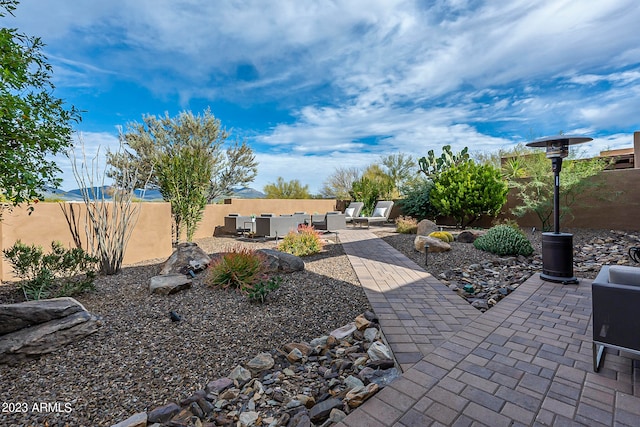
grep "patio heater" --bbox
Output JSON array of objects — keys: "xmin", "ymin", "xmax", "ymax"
[{"xmin": 525, "ymin": 135, "xmax": 592, "ymax": 284}]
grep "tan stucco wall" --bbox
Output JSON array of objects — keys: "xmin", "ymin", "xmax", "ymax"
[
  {"xmin": 1, "ymin": 202, "xmax": 173, "ymax": 282},
  {"xmin": 1, "ymin": 199, "xmax": 338, "ymax": 281},
  {"xmin": 500, "ymin": 168, "xmax": 640, "ymax": 230}
]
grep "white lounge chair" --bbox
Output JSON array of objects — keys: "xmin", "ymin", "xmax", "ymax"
[{"xmin": 352, "ymin": 201, "xmax": 394, "ymax": 228}]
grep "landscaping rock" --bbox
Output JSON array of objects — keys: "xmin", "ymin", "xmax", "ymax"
[
  {"xmin": 149, "ymin": 274, "xmax": 192, "ymax": 295},
  {"xmin": 457, "ymin": 229, "xmax": 486, "ymax": 243},
  {"xmin": 147, "ymin": 402, "xmax": 180, "ymax": 423},
  {"xmin": 414, "ymin": 235, "xmax": 451, "ymax": 253},
  {"xmin": 0, "ymin": 298, "xmax": 101, "ymax": 365},
  {"xmin": 417, "ymin": 219, "xmax": 438, "ymax": 236},
  {"xmin": 160, "ymin": 242, "xmax": 210, "ymax": 275},
  {"xmin": 0, "ymin": 297, "xmax": 85, "ymax": 335},
  {"xmin": 258, "ymin": 248, "xmax": 304, "ymax": 273},
  {"xmin": 109, "ymin": 411, "xmax": 147, "ymax": 427},
  {"xmin": 112, "ymin": 312, "xmax": 399, "ymax": 427}
]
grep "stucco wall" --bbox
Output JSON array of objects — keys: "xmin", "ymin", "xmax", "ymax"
[
  {"xmin": 0, "ymin": 199, "xmax": 338, "ymax": 281},
  {"xmin": 1, "ymin": 202, "xmax": 173, "ymax": 282}
]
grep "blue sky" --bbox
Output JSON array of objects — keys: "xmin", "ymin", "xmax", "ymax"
[{"xmin": 7, "ymin": 0, "xmax": 640, "ymax": 193}]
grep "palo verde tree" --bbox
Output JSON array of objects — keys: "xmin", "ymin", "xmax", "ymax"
[
  {"xmin": 430, "ymin": 160, "xmax": 508, "ymax": 228},
  {"xmin": 107, "ymin": 108, "xmax": 258, "ymax": 202},
  {"xmin": 108, "ymin": 109, "xmax": 258, "ymax": 242},
  {"xmin": 504, "ymin": 146, "xmax": 612, "ymax": 231},
  {"xmin": 263, "ymin": 177, "xmax": 311, "ymax": 199},
  {"xmin": 0, "ymin": 0, "xmax": 80, "ymax": 214},
  {"xmin": 350, "ymin": 164, "xmax": 395, "ymax": 216}
]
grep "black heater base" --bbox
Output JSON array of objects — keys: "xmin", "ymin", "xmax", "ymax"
[{"xmin": 540, "ymin": 232, "xmax": 578, "ymax": 284}]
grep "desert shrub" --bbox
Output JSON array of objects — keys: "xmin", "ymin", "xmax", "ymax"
[
  {"xmin": 492, "ymin": 218, "xmax": 526, "ymax": 236},
  {"xmin": 247, "ymin": 276, "xmax": 282, "ymax": 303},
  {"xmin": 473, "ymin": 225, "xmax": 533, "ymax": 256},
  {"xmin": 2, "ymin": 240, "xmax": 98, "ymax": 300},
  {"xmin": 277, "ymin": 225, "xmax": 324, "ymax": 256},
  {"xmin": 428, "ymin": 231, "xmax": 454, "ymax": 242},
  {"xmin": 207, "ymin": 246, "xmax": 267, "ymax": 291},
  {"xmin": 395, "ymin": 216, "xmax": 418, "ymax": 234}
]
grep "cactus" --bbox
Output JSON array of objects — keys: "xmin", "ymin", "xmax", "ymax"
[
  {"xmin": 473, "ymin": 225, "xmax": 533, "ymax": 256},
  {"xmin": 428, "ymin": 231, "xmax": 454, "ymax": 243}
]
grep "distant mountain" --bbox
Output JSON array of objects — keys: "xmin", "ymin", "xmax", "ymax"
[
  {"xmin": 229, "ymin": 187, "xmax": 265, "ymax": 199},
  {"xmin": 43, "ymin": 186, "xmax": 264, "ymax": 202}
]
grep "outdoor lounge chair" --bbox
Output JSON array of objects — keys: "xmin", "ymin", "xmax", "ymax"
[
  {"xmin": 352, "ymin": 201, "xmax": 394, "ymax": 228},
  {"xmin": 343, "ymin": 202, "xmax": 364, "ymax": 223},
  {"xmin": 310, "ymin": 211, "xmax": 346, "ymax": 231},
  {"xmin": 592, "ymin": 265, "xmax": 640, "ymax": 372}
]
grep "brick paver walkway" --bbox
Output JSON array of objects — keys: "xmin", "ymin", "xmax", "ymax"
[{"xmin": 336, "ymin": 228, "xmax": 640, "ymax": 427}]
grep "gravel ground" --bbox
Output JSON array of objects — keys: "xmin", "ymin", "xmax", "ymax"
[
  {"xmin": 0, "ymin": 236, "xmax": 370, "ymax": 427},
  {"xmin": 1, "ymin": 227, "xmax": 638, "ymax": 426}
]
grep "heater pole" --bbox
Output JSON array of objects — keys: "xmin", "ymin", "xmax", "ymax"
[{"xmin": 552, "ymin": 157, "xmax": 562, "ymax": 234}]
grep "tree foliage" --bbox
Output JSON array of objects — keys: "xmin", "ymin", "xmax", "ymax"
[
  {"xmin": 107, "ymin": 109, "xmax": 257, "ymax": 202},
  {"xmin": 397, "ymin": 177, "xmax": 437, "ymax": 220},
  {"xmin": 263, "ymin": 177, "xmax": 311, "ymax": 199},
  {"xmin": 505, "ymin": 148, "xmax": 612, "ymax": 231},
  {"xmin": 350, "ymin": 164, "xmax": 395, "ymax": 216},
  {"xmin": 320, "ymin": 166, "xmax": 360, "ymax": 199},
  {"xmin": 430, "ymin": 161, "xmax": 508, "ymax": 228},
  {"xmin": 0, "ymin": 0, "xmax": 80, "ymax": 212},
  {"xmin": 156, "ymin": 144, "xmax": 212, "ymax": 242},
  {"xmin": 380, "ymin": 153, "xmax": 416, "ymax": 196}
]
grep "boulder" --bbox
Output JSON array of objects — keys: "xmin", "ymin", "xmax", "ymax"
[
  {"xmin": 414, "ymin": 235, "xmax": 451, "ymax": 253},
  {"xmin": 345, "ymin": 383, "xmax": 379, "ymax": 408},
  {"xmin": 149, "ymin": 274, "xmax": 192, "ymax": 295},
  {"xmin": 160, "ymin": 242, "xmax": 210, "ymax": 275},
  {"xmin": 0, "ymin": 297, "xmax": 86, "ymax": 335},
  {"xmin": 0, "ymin": 298, "xmax": 101, "ymax": 364},
  {"xmin": 417, "ymin": 219, "xmax": 438, "ymax": 236},
  {"xmin": 257, "ymin": 249, "xmax": 304, "ymax": 273},
  {"xmin": 110, "ymin": 412, "xmax": 147, "ymax": 427},
  {"xmin": 247, "ymin": 352, "xmax": 274, "ymax": 372},
  {"xmin": 457, "ymin": 229, "xmax": 486, "ymax": 243}
]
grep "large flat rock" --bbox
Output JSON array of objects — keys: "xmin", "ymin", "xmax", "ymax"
[{"xmin": 0, "ymin": 297, "xmax": 87, "ymax": 335}]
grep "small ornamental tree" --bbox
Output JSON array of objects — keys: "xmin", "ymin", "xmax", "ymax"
[{"xmin": 430, "ymin": 161, "xmax": 508, "ymax": 228}]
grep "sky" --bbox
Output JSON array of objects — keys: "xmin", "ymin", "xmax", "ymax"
[{"xmin": 6, "ymin": 0, "xmax": 640, "ymax": 194}]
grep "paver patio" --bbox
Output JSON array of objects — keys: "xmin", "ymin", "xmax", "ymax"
[{"xmin": 336, "ymin": 228, "xmax": 640, "ymax": 426}]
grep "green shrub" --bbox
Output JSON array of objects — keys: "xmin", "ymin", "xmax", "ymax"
[
  {"xmin": 247, "ymin": 276, "xmax": 282, "ymax": 303},
  {"xmin": 473, "ymin": 225, "xmax": 534, "ymax": 256},
  {"xmin": 207, "ymin": 246, "xmax": 266, "ymax": 291},
  {"xmin": 429, "ymin": 231, "xmax": 454, "ymax": 242},
  {"xmin": 2, "ymin": 240, "xmax": 98, "ymax": 300},
  {"xmin": 395, "ymin": 216, "xmax": 418, "ymax": 234},
  {"xmin": 397, "ymin": 178, "xmax": 437, "ymax": 220},
  {"xmin": 277, "ymin": 225, "xmax": 324, "ymax": 256},
  {"xmin": 430, "ymin": 161, "xmax": 508, "ymax": 228}
]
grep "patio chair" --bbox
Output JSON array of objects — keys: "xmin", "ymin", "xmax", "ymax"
[
  {"xmin": 310, "ymin": 211, "xmax": 346, "ymax": 231},
  {"xmin": 592, "ymin": 265, "xmax": 640, "ymax": 372},
  {"xmin": 343, "ymin": 202, "xmax": 364, "ymax": 223},
  {"xmin": 352, "ymin": 201, "xmax": 394, "ymax": 228}
]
